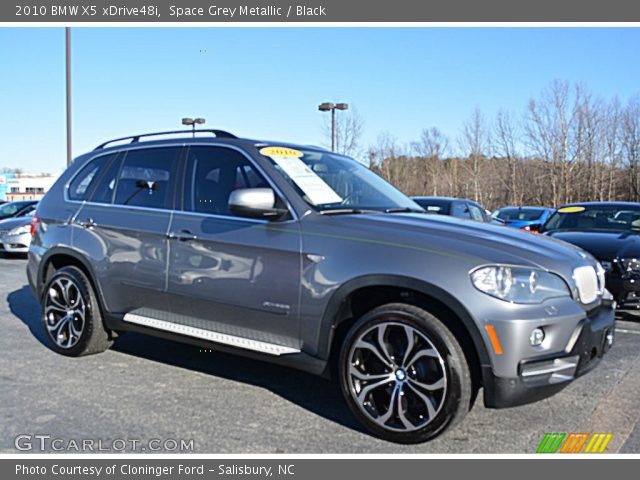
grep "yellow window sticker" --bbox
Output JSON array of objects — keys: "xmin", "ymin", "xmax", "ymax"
[
  {"xmin": 558, "ymin": 206, "xmax": 586, "ymax": 214},
  {"xmin": 260, "ymin": 146, "xmax": 343, "ymax": 205},
  {"xmin": 259, "ymin": 146, "xmax": 304, "ymax": 158}
]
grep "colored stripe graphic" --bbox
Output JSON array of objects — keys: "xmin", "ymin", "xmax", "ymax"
[
  {"xmin": 537, "ymin": 433, "xmax": 566, "ymax": 453},
  {"xmin": 538, "ymin": 433, "xmax": 613, "ymax": 453},
  {"xmin": 584, "ymin": 433, "xmax": 613, "ymax": 453},
  {"xmin": 559, "ymin": 433, "xmax": 589, "ymax": 453},
  {"xmin": 571, "ymin": 433, "xmax": 590, "ymax": 453}
]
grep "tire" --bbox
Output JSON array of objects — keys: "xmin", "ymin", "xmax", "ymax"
[
  {"xmin": 339, "ymin": 303, "xmax": 473, "ymax": 444},
  {"xmin": 42, "ymin": 266, "xmax": 112, "ymax": 357}
]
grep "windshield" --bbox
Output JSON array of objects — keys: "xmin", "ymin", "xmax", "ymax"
[
  {"xmin": 544, "ymin": 205, "xmax": 640, "ymax": 232},
  {"xmin": 495, "ymin": 207, "xmax": 547, "ymax": 221},
  {"xmin": 259, "ymin": 147, "xmax": 422, "ymax": 213},
  {"xmin": 0, "ymin": 202, "xmax": 24, "ymax": 218}
]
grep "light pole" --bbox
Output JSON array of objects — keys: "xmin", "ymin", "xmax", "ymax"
[
  {"xmin": 65, "ymin": 27, "xmax": 72, "ymax": 167},
  {"xmin": 318, "ymin": 102, "xmax": 348, "ymax": 152},
  {"xmin": 182, "ymin": 117, "xmax": 206, "ymax": 136}
]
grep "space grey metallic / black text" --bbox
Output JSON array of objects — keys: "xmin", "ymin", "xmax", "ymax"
[{"xmin": 28, "ymin": 129, "xmax": 615, "ymax": 443}]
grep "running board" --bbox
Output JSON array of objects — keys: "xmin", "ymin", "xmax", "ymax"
[{"xmin": 122, "ymin": 313, "xmax": 300, "ymax": 356}]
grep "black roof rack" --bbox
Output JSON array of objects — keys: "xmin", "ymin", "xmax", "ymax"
[{"xmin": 94, "ymin": 129, "xmax": 237, "ymax": 150}]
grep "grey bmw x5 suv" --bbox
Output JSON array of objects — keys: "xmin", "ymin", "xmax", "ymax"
[{"xmin": 29, "ymin": 130, "xmax": 615, "ymax": 443}]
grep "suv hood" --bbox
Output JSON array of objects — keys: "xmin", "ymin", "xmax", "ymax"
[
  {"xmin": 544, "ymin": 230, "xmax": 640, "ymax": 261},
  {"xmin": 324, "ymin": 213, "xmax": 591, "ymax": 270}
]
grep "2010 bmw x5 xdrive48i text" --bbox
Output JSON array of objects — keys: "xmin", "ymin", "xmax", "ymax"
[{"xmin": 28, "ymin": 130, "xmax": 615, "ymax": 443}]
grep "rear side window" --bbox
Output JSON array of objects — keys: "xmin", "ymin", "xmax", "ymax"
[
  {"xmin": 183, "ymin": 146, "xmax": 270, "ymax": 216},
  {"xmin": 451, "ymin": 202, "xmax": 471, "ymax": 219},
  {"xmin": 68, "ymin": 154, "xmax": 117, "ymax": 201},
  {"xmin": 91, "ymin": 157, "xmax": 122, "ymax": 204},
  {"xmin": 112, "ymin": 148, "xmax": 180, "ymax": 210},
  {"xmin": 413, "ymin": 199, "xmax": 450, "ymax": 215}
]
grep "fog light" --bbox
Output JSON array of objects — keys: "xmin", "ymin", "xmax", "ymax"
[{"xmin": 530, "ymin": 328, "xmax": 545, "ymax": 347}]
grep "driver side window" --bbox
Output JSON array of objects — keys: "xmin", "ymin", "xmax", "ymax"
[{"xmin": 183, "ymin": 146, "xmax": 271, "ymax": 217}]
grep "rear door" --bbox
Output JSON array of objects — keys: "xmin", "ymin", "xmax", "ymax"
[
  {"xmin": 165, "ymin": 145, "xmax": 302, "ymax": 350},
  {"xmin": 72, "ymin": 146, "xmax": 182, "ymax": 314}
]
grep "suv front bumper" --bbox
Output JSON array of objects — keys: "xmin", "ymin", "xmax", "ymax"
[{"xmin": 483, "ymin": 301, "xmax": 615, "ymax": 408}]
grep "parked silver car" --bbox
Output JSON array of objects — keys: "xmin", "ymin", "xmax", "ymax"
[
  {"xmin": 0, "ymin": 212, "xmax": 35, "ymax": 254},
  {"xmin": 28, "ymin": 130, "xmax": 615, "ymax": 443}
]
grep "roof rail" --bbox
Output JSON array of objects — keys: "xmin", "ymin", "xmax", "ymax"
[{"xmin": 94, "ymin": 129, "xmax": 237, "ymax": 150}]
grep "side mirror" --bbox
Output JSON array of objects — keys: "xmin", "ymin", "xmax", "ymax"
[{"xmin": 228, "ymin": 188, "xmax": 288, "ymax": 220}]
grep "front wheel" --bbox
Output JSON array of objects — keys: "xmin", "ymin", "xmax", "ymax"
[{"xmin": 339, "ymin": 303, "xmax": 473, "ymax": 443}]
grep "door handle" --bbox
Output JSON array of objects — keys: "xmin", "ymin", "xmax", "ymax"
[
  {"xmin": 77, "ymin": 217, "xmax": 97, "ymax": 229},
  {"xmin": 167, "ymin": 229, "xmax": 197, "ymax": 242}
]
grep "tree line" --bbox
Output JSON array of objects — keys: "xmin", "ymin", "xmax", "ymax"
[{"xmin": 331, "ymin": 80, "xmax": 640, "ymax": 210}]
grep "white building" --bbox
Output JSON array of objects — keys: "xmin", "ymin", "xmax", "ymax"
[{"xmin": 4, "ymin": 174, "xmax": 59, "ymax": 201}]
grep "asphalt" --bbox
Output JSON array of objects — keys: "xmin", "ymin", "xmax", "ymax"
[{"xmin": 1, "ymin": 254, "xmax": 639, "ymax": 454}]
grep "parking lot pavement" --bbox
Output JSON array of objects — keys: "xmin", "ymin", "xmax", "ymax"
[{"xmin": 1, "ymin": 255, "xmax": 639, "ymax": 454}]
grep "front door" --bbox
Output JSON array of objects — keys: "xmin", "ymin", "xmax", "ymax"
[{"xmin": 166, "ymin": 146, "xmax": 302, "ymax": 349}]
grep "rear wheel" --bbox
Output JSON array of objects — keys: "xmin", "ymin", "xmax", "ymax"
[
  {"xmin": 339, "ymin": 303, "xmax": 472, "ymax": 443},
  {"xmin": 42, "ymin": 266, "xmax": 112, "ymax": 356}
]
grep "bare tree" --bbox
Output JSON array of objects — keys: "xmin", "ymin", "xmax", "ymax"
[
  {"xmin": 572, "ymin": 87, "xmax": 606, "ymax": 200},
  {"xmin": 525, "ymin": 80, "xmax": 578, "ymax": 205},
  {"xmin": 365, "ymin": 80, "xmax": 639, "ymax": 210},
  {"xmin": 622, "ymin": 96, "xmax": 640, "ymax": 199},
  {"xmin": 459, "ymin": 108, "xmax": 491, "ymax": 203},
  {"xmin": 1, "ymin": 167, "xmax": 23, "ymax": 174},
  {"xmin": 322, "ymin": 107, "xmax": 364, "ymax": 158},
  {"xmin": 494, "ymin": 110, "xmax": 521, "ymax": 205},
  {"xmin": 411, "ymin": 127, "xmax": 449, "ymax": 196},
  {"xmin": 603, "ymin": 98, "xmax": 623, "ymax": 201}
]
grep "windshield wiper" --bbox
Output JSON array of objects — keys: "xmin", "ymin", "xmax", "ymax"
[
  {"xmin": 319, "ymin": 208, "xmax": 381, "ymax": 216},
  {"xmin": 384, "ymin": 207, "xmax": 426, "ymax": 214}
]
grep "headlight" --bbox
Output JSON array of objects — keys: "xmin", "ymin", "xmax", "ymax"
[
  {"xmin": 470, "ymin": 266, "xmax": 570, "ymax": 304},
  {"xmin": 8, "ymin": 225, "xmax": 30, "ymax": 236}
]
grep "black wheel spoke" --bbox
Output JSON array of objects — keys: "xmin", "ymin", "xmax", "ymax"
[{"xmin": 44, "ymin": 276, "xmax": 86, "ymax": 349}]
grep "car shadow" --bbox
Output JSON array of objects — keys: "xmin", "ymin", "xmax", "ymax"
[
  {"xmin": 8, "ymin": 285, "xmax": 51, "ymax": 347},
  {"xmin": 0, "ymin": 252, "xmax": 28, "ymax": 260},
  {"xmin": 7, "ymin": 285, "xmax": 363, "ymax": 434}
]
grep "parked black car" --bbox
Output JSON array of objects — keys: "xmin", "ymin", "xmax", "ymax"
[
  {"xmin": 0, "ymin": 200, "xmax": 38, "ymax": 220},
  {"xmin": 541, "ymin": 202, "xmax": 640, "ymax": 312},
  {"xmin": 411, "ymin": 196, "xmax": 501, "ymax": 224}
]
